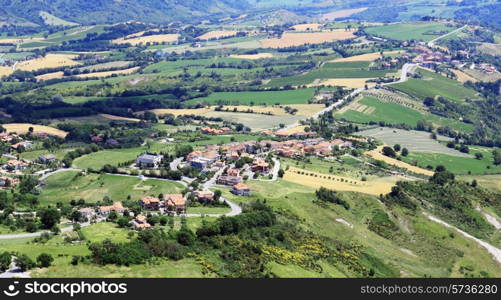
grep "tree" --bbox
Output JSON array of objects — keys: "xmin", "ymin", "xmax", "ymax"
[
  {"xmin": 36, "ymin": 253, "xmax": 54, "ymax": 268},
  {"xmin": 39, "ymin": 208, "xmax": 61, "ymax": 229},
  {"xmin": 382, "ymin": 146, "xmax": 396, "ymax": 158},
  {"xmin": 70, "ymin": 210, "xmax": 82, "ymax": 223},
  {"xmin": 493, "ymin": 150, "xmax": 501, "ymax": 166},
  {"xmin": 401, "ymin": 148, "xmax": 409, "ymax": 157},
  {"xmin": 214, "ymin": 190, "xmax": 222, "ymax": 201},
  {"xmin": 0, "ymin": 252, "xmax": 12, "ymax": 271},
  {"xmin": 459, "ymin": 144, "xmax": 469, "ymax": 154},
  {"xmin": 475, "ymin": 153, "xmax": 483, "ymax": 160},
  {"xmin": 176, "ymin": 227, "xmax": 196, "ymax": 246},
  {"xmin": 278, "ymin": 169, "xmax": 285, "ymax": 178},
  {"xmin": 393, "ymin": 144, "xmax": 401, "ymax": 152},
  {"xmin": 117, "ymin": 217, "xmax": 130, "ymax": 228},
  {"xmin": 15, "ymin": 254, "xmax": 36, "ymax": 271}
]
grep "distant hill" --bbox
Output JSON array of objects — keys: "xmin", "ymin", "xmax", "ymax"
[{"xmin": 0, "ymin": 0, "xmax": 252, "ymax": 26}]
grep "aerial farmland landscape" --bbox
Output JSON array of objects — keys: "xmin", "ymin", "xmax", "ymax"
[{"xmin": 0, "ymin": 0, "xmax": 500, "ymax": 284}]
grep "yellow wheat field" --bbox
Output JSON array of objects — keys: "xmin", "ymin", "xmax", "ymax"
[
  {"xmin": 0, "ymin": 66, "xmax": 13, "ymax": 78},
  {"xmin": 36, "ymin": 71, "xmax": 65, "ymax": 81},
  {"xmin": 17, "ymin": 54, "xmax": 80, "ymax": 72},
  {"xmin": 75, "ymin": 67, "xmax": 140, "ymax": 78},
  {"xmin": 276, "ymin": 125, "xmax": 308, "ymax": 136},
  {"xmin": 99, "ymin": 114, "xmax": 140, "ymax": 122},
  {"xmin": 260, "ymin": 30, "xmax": 355, "ymax": 48},
  {"xmin": 112, "ymin": 34, "xmax": 179, "ymax": 45},
  {"xmin": 230, "ymin": 53, "xmax": 273, "ymax": 60},
  {"xmin": 3, "ymin": 123, "xmax": 68, "ymax": 138},
  {"xmin": 197, "ymin": 30, "xmax": 238, "ymax": 40},
  {"xmin": 322, "ymin": 7, "xmax": 368, "ymax": 20},
  {"xmin": 290, "ymin": 24, "xmax": 322, "ymax": 31},
  {"xmin": 365, "ymin": 147, "xmax": 434, "ymax": 176},
  {"xmin": 451, "ymin": 69, "xmax": 477, "ymax": 83},
  {"xmin": 283, "ymin": 167, "xmax": 397, "ymax": 195}
]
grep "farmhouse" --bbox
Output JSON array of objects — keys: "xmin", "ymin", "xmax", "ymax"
[
  {"xmin": 38, "ymin": 154, "xmax": 56, "ymax": 164},
  {"xmin": 0, "ymin": 176, "xmax": 19, "ymax": 188},
  {"xmin": 11, "ymin": 141, "xmax": 33, "ymax": 150},
  {"xmin": 251, "ymin": 160, "xmax": 269, "ymax": 173},
  {"xmin": 130, "ymin": 215, "xmax": 152, "ymax": 229},
  {"xmin": 164, "ymin": 194, "xmax": 186, "ymax": 214},
  {"xmin": 227, "ymin": 168, "xmax": 240, "ymax": 176},
  {"xmin": 193, "ymin": 190, "xmax": 215, "ymax": 202},
  {"xmin": 78, "ymin": 207, "xmax": 96, "ymax": 219},
  {"xmin": 3, "ymin": 160, "xmax": 28, "ymax": 170},
  {"xmin": 99, "ymin": 202, "xmax": 125, "ymax": 215},
  {"xmin": 217, "ymin": 175, "xmax": 243, "ymax": 186},
  {"xmin": 136, "ymin": 153, "xmax": 163, "ymax": 168},
  {"xmin": 140, "ymin": 195, "xmax": 160, "ymax": 210},
  {"xmin": 231, "ymin": 183, "xmax": 251, "ymax": 196}
]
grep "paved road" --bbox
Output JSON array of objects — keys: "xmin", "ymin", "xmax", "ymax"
[
  {"xmin": 427, "ymin": 25, "xmax": 468, "ymax": 48},
  {"xmin": 0, "ymin": 221, "xmax": 94, "ymax": 240},
  {"xmin": 182, "ymin": 197, "xmax": 242, "ymax": 218},
  {"xmin": 39, "ymin": 168, "xmax": 82, "ymax": 181},
  {"xmin": 256, "ymin": 158, "xmax": 281, "ymax": 182},
  {"xmin": 170, "ymin": 157, "xmax": 184, "ymax": 171}
]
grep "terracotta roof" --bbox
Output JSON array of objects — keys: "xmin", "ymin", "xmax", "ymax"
[
  {"xmin": 165, "ymin": 194, "xmax": 185, "ymax": 206},
  {"xmin": 141, "ymin": 195, "xmax": 160, "ymax": 204},
  {"xmin": 233, "ymin": 183, "xmax": 250, "ymax": 190}
]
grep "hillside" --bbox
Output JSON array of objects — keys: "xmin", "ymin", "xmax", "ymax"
[{"xmin": 0, "ymin": 0, "xmax": 251, "ymax": 25}]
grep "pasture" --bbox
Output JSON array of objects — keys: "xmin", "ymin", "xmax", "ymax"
[
  {"xmin": 259, "ymin": 30, "xmax": 355, "ymax": 48},
  {"xmin": 74, "ymin": 67, "xmax": 140, "ymax": 78},
  {"xmin": 72, "ymin": 147, "xmax": 149, "ymax": 170},
  {"xmin": 322, "ymin": 8, "xmax": 368, "ymax": 20},
  {"xmin": 185, "ymin": 89, "xmax": 315, "ymax": 105},
  {"xmin": 365, "ymin": 22, "xmax": 455, "ymax": 42},
  {"xmin": 229, "ymin": 53, "xmax": 273, "ymax": 60},
  {"xmin": 336, "ymin": 96, "xmax": 474, "ymax": 133},
  {"xmin": 39, "ymin": 171, "xmax": 184, "ymax": 205},
  {"xmin": 391, "ymin": 68, "xmax": 480, "ymax": 102}
]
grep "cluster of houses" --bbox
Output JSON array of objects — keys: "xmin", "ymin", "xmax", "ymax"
[
  {"xmin": 412, "ymin": 45, "xmax": 453, "ymax": 69},
  {"xmin": 90, "ymin": 135, "xmax": 120, "ymax": 146},
  {"xmin": 0, "ymin": 176, "xmax": 19, "ymax": 189},
  {"xmin": 260, "ymin": 138, "xmax": 353, "ymax": 158},
  {"xmin": 0, "ymin": 133, "xmax": 33, "ymax": 151},
  {"xmin": 471, "ymin": 63, "xmax": 498, "ymax": 74}
]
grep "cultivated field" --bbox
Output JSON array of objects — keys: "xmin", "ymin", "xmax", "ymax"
[
  {"xmin": 79, "ymin": 61, "xmax": 132, "ymax": 72},
  {"xmin": 2, "ymin": 123, "xmax": 69, "ymax": 138},
  {"xmin": 283, "ymin": 166, "xmax": 399, "ymax": 195},
  {"xmin": 321, "ymin": 8, "xmax": 368, "ymax": 20},
  {"xmin": 331, "ymin": 50, "xmax": 403, "ymax": 62},
  {"xmin": 365, "ymin": 22, "xmax": 455, "ymax": 42},
  {"xmin": 150, "ymin": 104, "xmax": 323, "ymax": 117},
  {"xmin": 290, "ymin": 23, "xmax": 322, "ymax": 31},
  {"xmin": 35, "ymin": 71, "xmax": 64, "ymax": 81},
  {"xmin": 229, "ymin": 53, "xmax": 273, "ymax": 60},
  {"xmin": 260, "ymin": 30, "xmax": 355, "ymax": 48},
  {"xmin": 17, "ymin": 53, "xmax": 80, "ymax": 71},
  {"xmin": 112, "ymin": 34, "xmax": 179, "ymax": 45},
  {"xmin": 357, "ymin": 127, "xmax": 466, "ymax": 156},
  {"xmin": 99, "ymin": 114, "xmax": 140, "ymax": 122},
  {"xmin": 365, "ymin": 146, "xmax": 435, "ymax": 176},
  {"xmin": 197, "ymin": 30, "xmax": 238, "ymax": 40},
  {"xmin": 186, "ymin": 89, "xmax": 315, "ymax": 105},
  {"xmin": 451, "ymin": 69, "xmax": 477, "ymax": 83},
  {"xmin": 75, "ymin": 67, "xmax": 140, "ymax": 78},
  {"xmin": 0, "ymin": 66, "xmax": 13, "ymax": 77},
  {"xmin": 309, "ymin": 78, "xmax": 375, "ymax": 88}
]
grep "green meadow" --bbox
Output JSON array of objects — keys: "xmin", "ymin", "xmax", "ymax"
[
  {"xmin": 365, "ymin": 22, "xmax": 455, "ymax": 41},
  {"xmin": 185, "ymin": 89, "xmax": 315, "ymax": 105},
  {"xmin": 392, "ymin": 68, "xmax": 480, "ymax": 102}
]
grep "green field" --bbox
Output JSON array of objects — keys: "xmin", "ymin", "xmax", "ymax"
[
  {"xmin": 392, "ymin": 68, "xmax": 480, "ymax": 102},
  {"xmin": 401, "ymin": 146, "xmax": 501, "ymax": 175},
  {"xmin": 336, "ymin": 96, "xmax": 474, "ymax": 133},
  {"xmin": 39, "ymin": 171, "xmax": 184, "ymax": 205},
  {"xmin": 365, "ymin": 22, "xmax": 455, "ymax": 41},
  {"xmin": 72, "ymin": 147, "xmax": 150, "ymax": 170},
  {"xmin": 185, "ymin": 89, "xmax": 315, "ymax": 105}
]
